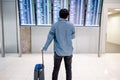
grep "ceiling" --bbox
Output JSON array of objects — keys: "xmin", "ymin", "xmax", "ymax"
[{"xmin": 108, "ymin": 8, "xmax": 120, "ymax": 15}]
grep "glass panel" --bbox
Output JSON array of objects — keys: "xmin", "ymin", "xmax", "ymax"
[
  {"xmin": 52, "ymin": 0, "xmax": 69, "ymax": 23},
  {"xmin": 0, "ymin": 29, "xmax": 1, "ymax": 53},
  {"xmin": 18, "ymin": 0, "xmax": 103, "ymax": 26},
  {"xmin": 36, "ymin": 0, "xmax": 50, "ymax": 25},
  {"xmin": 69, "ymin": 0, "xmax": 85, "ymax": 26},
  {"xmin": 0, "ymin": 3, "xmax": 2, "ymax": 53},
  {"xmin": 3, "ymin": 1, "xmax": 17, "ymax": 53},
  {"xmin": 85, "ymin": 0, "xmax": 103, "ymax": 26},
  {"xmin": 18, "ymin": 0, "xmax": 35, "ymax": 26}
]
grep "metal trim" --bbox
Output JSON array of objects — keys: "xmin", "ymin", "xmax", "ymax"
[
  {"xmin": 15, "ymin": 0, "xmax": 21, "ymax": 57},
  {"xmin": 1, "ymin": 0, "xmax": 5, "ymax": 57}
]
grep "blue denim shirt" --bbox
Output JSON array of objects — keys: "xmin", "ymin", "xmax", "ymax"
[{"xmin": 43, "ymin": 18, "xmax": 75, "ymax": 56}]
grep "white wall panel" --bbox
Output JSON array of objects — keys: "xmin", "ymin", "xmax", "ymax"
[
  {"xmin": 1, "ymin": 0, "xmax": 120, "ymax": 53},
  {"xmin": 104, "ymin": 0, "xmax": 120, "ymax": 3},
  {"xmin": 76, "ymin": 27, "xmax": 99, "ymax": 53},
  {"xmin": 101, "ymin": 3, "xmax": 120, "ymax": 53},
  {"xmin": 31, "ymin": 27, "xmax": 77, "ymax": 53},
  {"xmin": 107, "ymin": 14, "xmax": 120, "ymax": 45},
  {"xmin": 31, "ymin": 27, "xmax": 53, "ymax": 53},
  {"xmin": 2, "ymin": 0, "xmax": 17, "ymax": 53},
  {"xmin": 31, "ymin": 27, "xmax": 99, "ymax": 53},
  {"xmin": 0, "ymin": 1, "xmax": 2, "ymax": 53}
]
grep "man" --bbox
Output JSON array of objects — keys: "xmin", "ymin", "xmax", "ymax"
[{"xmin": 42, "ymin": 9, "xmax": 75, "ymax": 80}]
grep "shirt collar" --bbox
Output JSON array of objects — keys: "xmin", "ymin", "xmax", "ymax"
[{"xmin": 58, "ymin": 18, "xmax": 67, "ymax": 21}]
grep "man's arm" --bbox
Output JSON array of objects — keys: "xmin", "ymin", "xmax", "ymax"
[
  {"xmin": 42, "ymin": 26, "xmax": 55, "ymax": 51},
  {"xmin": 71, "ymin": 26, "xmax": 75, "ymax": 39}
]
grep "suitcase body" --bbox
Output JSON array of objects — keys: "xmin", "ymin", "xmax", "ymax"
[
  {"xmin": 34, "ymin": 51, "xmax": 45, "ymax": 80},
  {"xmin": 34, "ymin": 64, "xmax": 44, "ymax": 80}
]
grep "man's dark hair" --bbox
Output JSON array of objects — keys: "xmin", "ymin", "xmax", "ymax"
[{"xmin": 59, "ymin": 9, "xmax": 69, "ymax": 19}]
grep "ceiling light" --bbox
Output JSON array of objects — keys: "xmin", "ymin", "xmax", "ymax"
[
  {"xmin": 114, "ymin": 9, "xmax": 120, "ymax": 11},
  {"xmin": 108, "ymin": 12, "xmax": 112, "ymax": 15}
]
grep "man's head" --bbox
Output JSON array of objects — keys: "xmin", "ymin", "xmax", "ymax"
[{"xmin": 59, "ymin": 9, "xmax": 69, "ymax": 19}]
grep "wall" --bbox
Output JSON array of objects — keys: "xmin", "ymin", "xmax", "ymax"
[
  {"xmin": 31, "ymin": 27, "xmax": 99, "ymax": 53},
  {"xmin": 76, "ymin": 27, "xmax": 99, "ymax": 53},
  {"xmin": 2, "ymin": 0, "xmax": 17, "ymax": 53},
  {"xmin": 0, "ymin": 1, "xmax": 2, "ymax": 53},
  {"xmin": 104, "ymin": 0, "xmax": 120, "ymax": 3},
  {"xmin": 31, "ymin": 27, "xmax": 53, "ymax": 53},
  {"xmin": 1, "ymin": 0, "xmax": 120, "ymax": 53},
  {"xmin": 32, "ymin": 0, "xmax": 120, "ymax": 53},
  {"xmin": 101, "ymin": 2, "xmax": 120, "ymax": 53},
  {"xmin": 107, "ymin": 13, "xmax": 120, "ymax": 45},
  {"xmin": 20, "ymin": 27, "xmax": 31, "ymax": 53}
]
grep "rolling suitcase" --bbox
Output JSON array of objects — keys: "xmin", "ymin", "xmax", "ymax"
[{"xmin": 34, "ymin": 51, "xmax": 45, "ymax": 80}]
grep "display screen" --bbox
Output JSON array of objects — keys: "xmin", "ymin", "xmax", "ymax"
[
  {"xmin": 36, "ymin": 0, "xmax": 50, "ymax": 25},
  {"xmin": 85, "ymin": 0, "xmax": 103, "ymax": 26},
  {"xmin": 18, "ymin": 0, "xmax": 35, "ymax": 26},
  {"xmin": 69, "ymin": 0, "xmax": 85, "ymax": 26},
  {"xmin": 53, "ymin": 0, "xmax": 69, "ymax": 23},
  {"xmin": 18, "ymin": 0, "xmax": 103, "ymax": 26}
]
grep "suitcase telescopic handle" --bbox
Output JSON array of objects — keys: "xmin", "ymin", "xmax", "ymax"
[
  {"xmin": 42, "ymin": 51, "xmax": 45, "ymax": 80},
  {"xmin": 42, "ymin": 51, "xmax": 44, "ymax": 66}
]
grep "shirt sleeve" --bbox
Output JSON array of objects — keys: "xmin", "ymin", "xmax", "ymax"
[
  {"xmin": 71, "ymin": 26, "xmax": 75, "ymax": 39},
  {"xmin": 42, "ymin": 26, "xmax": 55, "ymax": 51}
]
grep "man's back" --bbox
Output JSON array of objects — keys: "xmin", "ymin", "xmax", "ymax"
[{"xmin": 52, "ymin": 18, "xmax": 75, "ymax": 56}]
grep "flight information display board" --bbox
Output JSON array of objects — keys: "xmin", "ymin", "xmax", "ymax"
[
  {"xmin": 18, "ymin": 0, "xmax": 103, "ymax": 26},
  {"xmin": 18, "ymin": 0, "xmax": 35, "ymax": 26},
  {"xmin": 85, "ymin": 0, "xmax": 103, "ymax": 26},
  {"xmin": 53, "ymin": 0, "xmax": 69, "ymax": 23},
  {"xmin": 69, "ymin": 0, "xmax": 85, "ymax": 26},
  {"xmin": 36, "ymin": 0, "xmax": 51, "ymax": 25}
]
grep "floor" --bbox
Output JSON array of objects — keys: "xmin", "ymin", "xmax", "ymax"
[
  {"xmin": 106, "ymin": 42, "xmax": 120, "ymax": 53},
  {"xmin": 0, "ymin": 53, "xmax": 120, "ymax": 80}
]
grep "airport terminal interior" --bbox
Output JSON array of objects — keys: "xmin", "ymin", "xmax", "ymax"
[{"xmin": 0, "ymin": 0, "xmax": 120, "ymax": 80}]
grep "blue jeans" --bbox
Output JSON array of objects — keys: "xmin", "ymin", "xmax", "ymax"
[{"xmin": 52, "ymin": 53, "xmax": 72, "ymax": 80}]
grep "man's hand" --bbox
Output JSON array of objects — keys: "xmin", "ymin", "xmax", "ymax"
[{"xmin": 41, "ymin": 48, "xmax": 46, "ymax": 53}]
